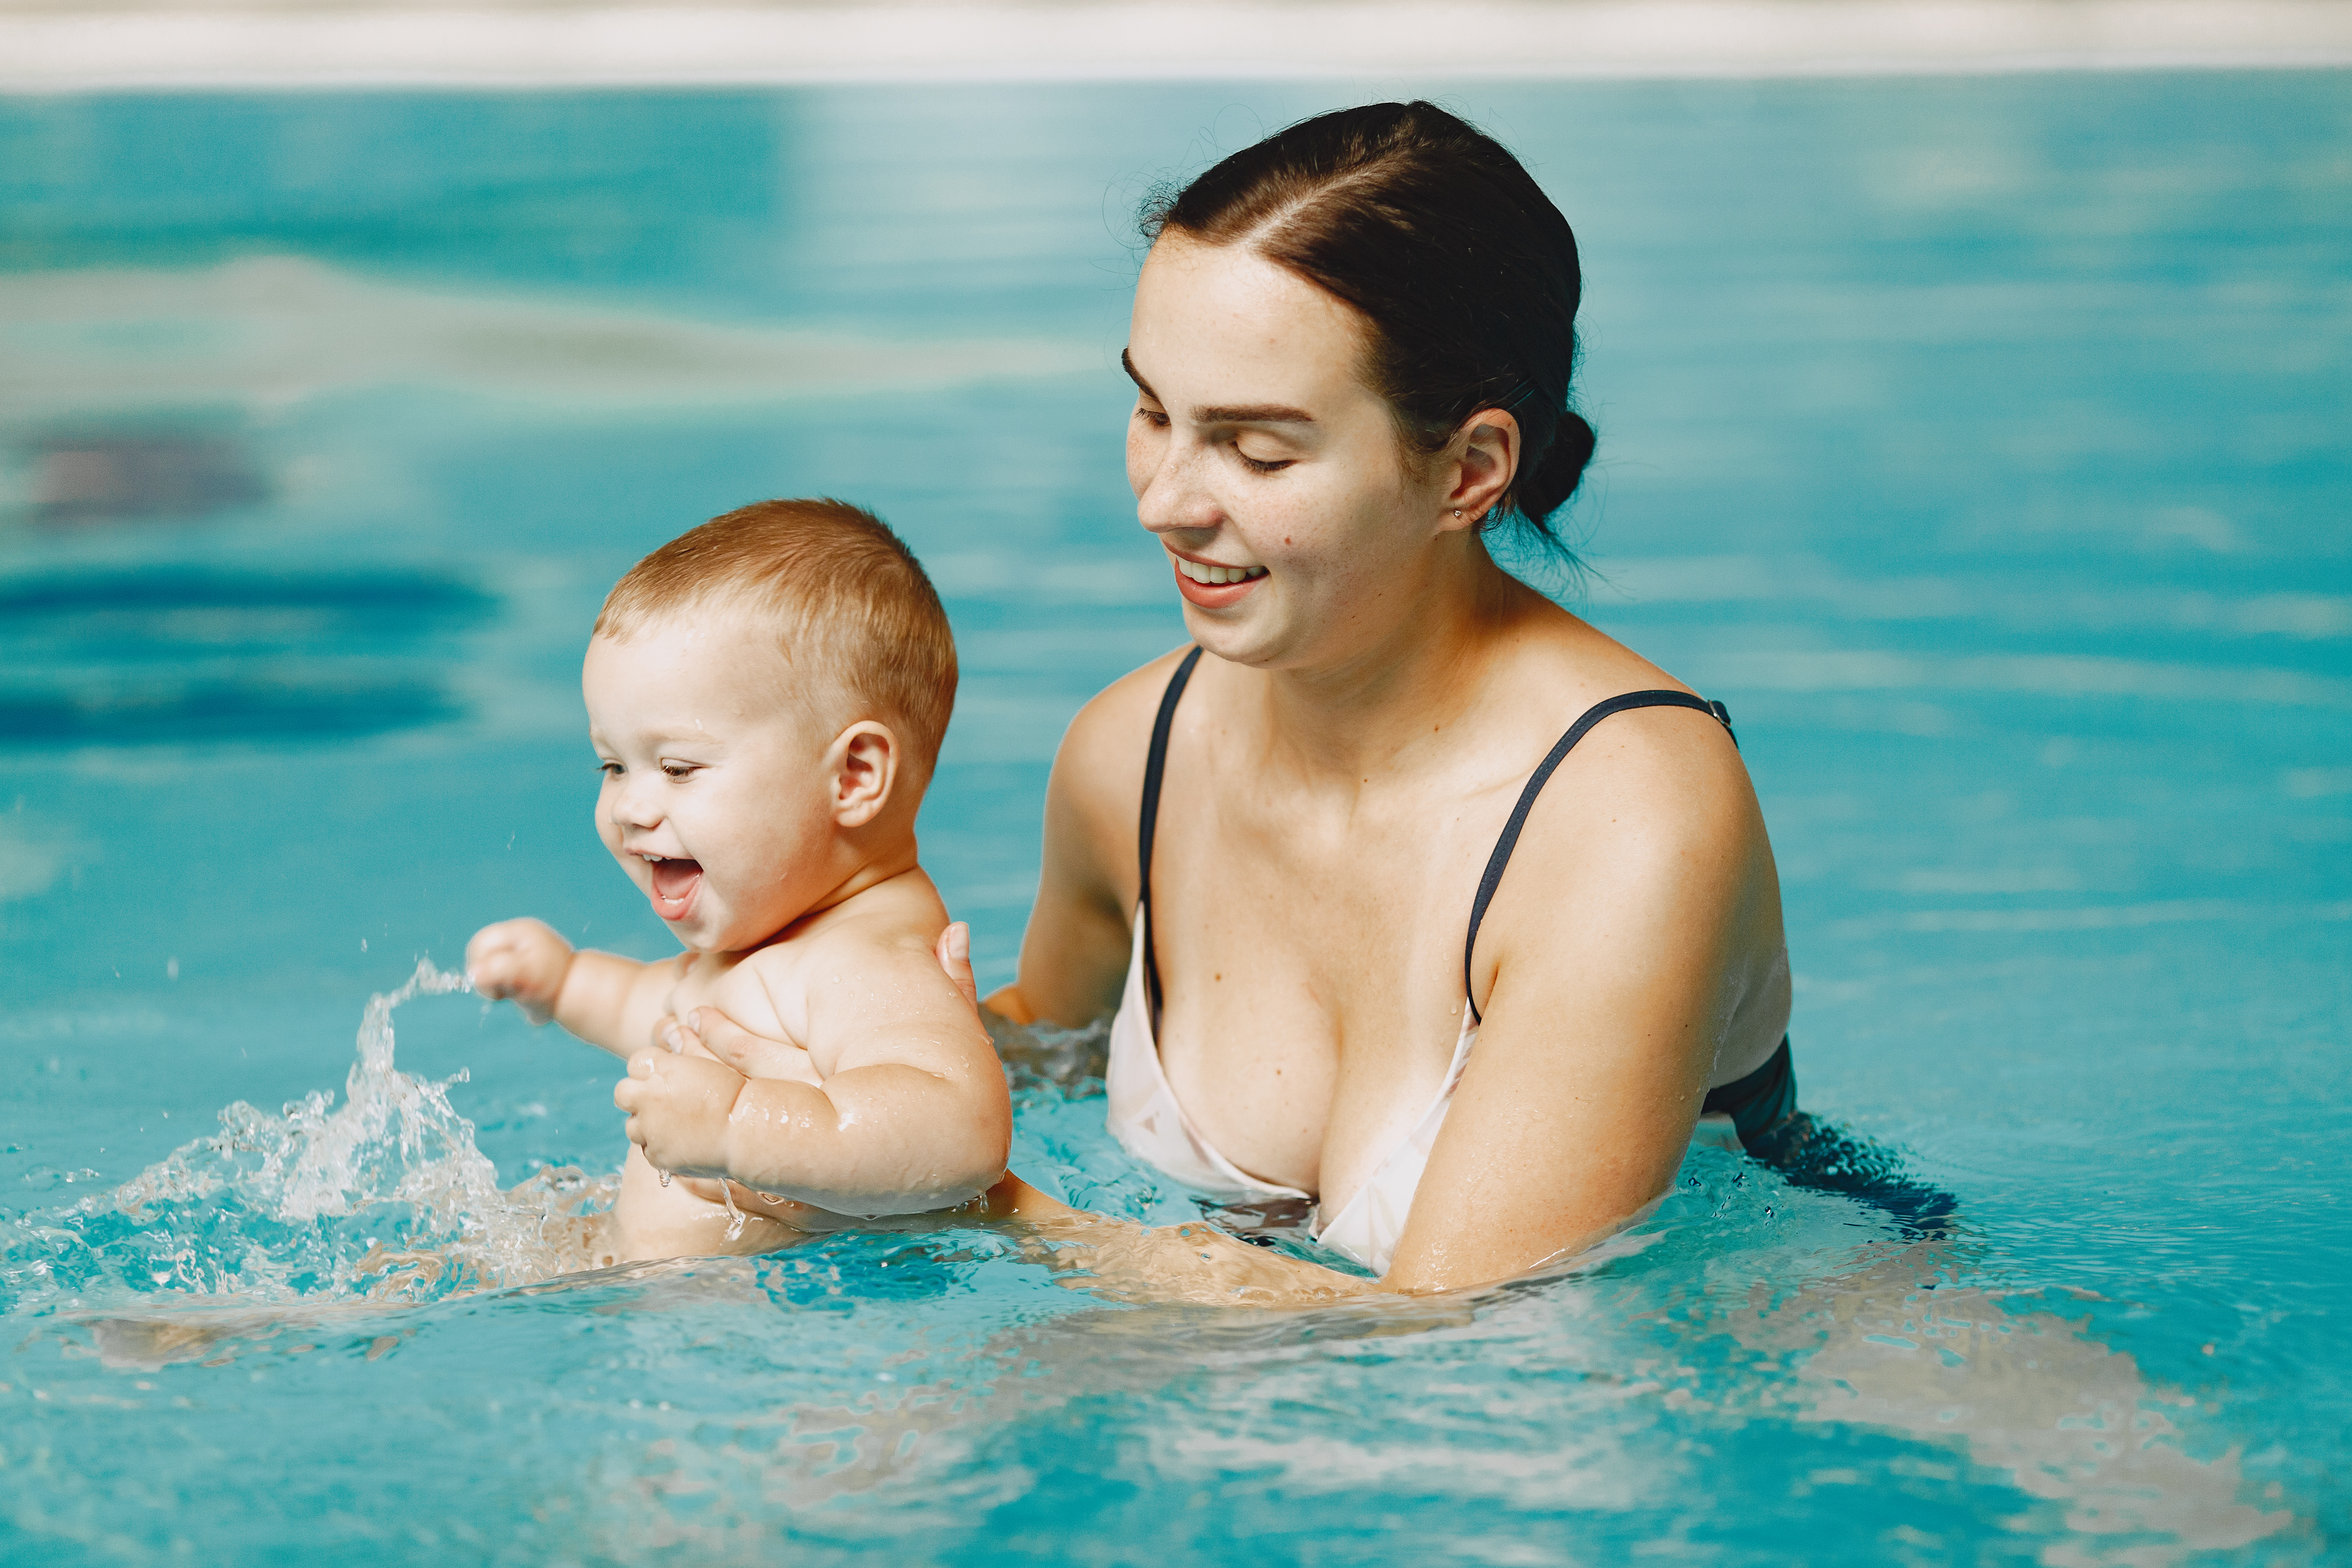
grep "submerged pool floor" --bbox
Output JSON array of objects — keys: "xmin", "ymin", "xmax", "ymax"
[{"xmin": 0, "ymin": 74, "xmax": 2346, "ymax": 1566}]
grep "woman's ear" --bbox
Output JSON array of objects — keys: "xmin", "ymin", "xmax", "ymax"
[
  {"xmin": 1438, "ymin": 409, "xmax": 1521, "ymax": 532},
  {"xmin": 826, "ymin": 721, "xmax": 900, "ymax": 828}
]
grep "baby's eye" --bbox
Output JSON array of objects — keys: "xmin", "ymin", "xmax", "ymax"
[
  {"xmin": 597, "ymin": 760, "xmax": 623, "ymax": 778},
  {"xmin": 659, "ymin": 759, "xmax": 699, "ymax": 780}
]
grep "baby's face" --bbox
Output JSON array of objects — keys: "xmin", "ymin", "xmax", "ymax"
[{"xmin": 582, "ymin": 610, "xmax": 838, "ymax": 953}]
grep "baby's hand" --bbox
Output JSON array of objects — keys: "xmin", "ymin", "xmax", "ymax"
[
  {"xmin": 615, "ymin": 1048, "xmax": 746, "ymax": 1178},
  {"xmin": 466, "ymin": 918, "xmax": 573, "ymax": 1025}
]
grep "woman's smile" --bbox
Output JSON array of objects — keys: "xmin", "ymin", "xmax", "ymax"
[
  {"xmin": 1168, "ymin": 547, "xmax": 1269, "ymax": 607},
  {"xmin": 1172, "ymin": 555, "xmax": 1265, "ymax": 587}
]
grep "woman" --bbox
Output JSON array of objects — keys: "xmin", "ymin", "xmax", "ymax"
[{"xmin": 971, "ymin": 101, "xmax": 1799, "ymax": 1296}]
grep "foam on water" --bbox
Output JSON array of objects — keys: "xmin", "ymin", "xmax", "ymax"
[{"xmin": 0, "ymin": 959, "xmax": 613, "ymax": 1313}]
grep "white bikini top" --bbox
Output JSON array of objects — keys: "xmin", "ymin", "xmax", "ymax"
[
  {"xmin": 1101, "ymin": 647, "xmax": 1740, "ymax": 1278},
  {"xmin": 1106, "ymin": 908, "xmax": 1477, "ymax": 1273}
]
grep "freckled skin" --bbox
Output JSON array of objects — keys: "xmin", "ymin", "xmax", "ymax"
[{"xmin": 466, "ymin": 608, "xmax": 1011, "ymax": 1264}]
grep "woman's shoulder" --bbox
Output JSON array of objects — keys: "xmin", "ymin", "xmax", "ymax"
[
  {"xmin": 1037, "ymin": 644, "xmax": 1196, "ymax": 888},
  {"xmin": 1053, "ymin": 644, "xmax": 1196, "ymax": 789},
  {"xmin": 1500, "ymin": 615, "xmax": 1757, "ymax": 840}
]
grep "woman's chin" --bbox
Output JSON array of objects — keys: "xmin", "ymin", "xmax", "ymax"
[{"xmin": 1180, "ymin": 602, "xmax": 1288, "ymax": 667}]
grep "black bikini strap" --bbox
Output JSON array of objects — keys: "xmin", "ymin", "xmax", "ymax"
[
  {"xmin": 1138, "ymin": 646, "xmax": 1205, "ymax": 1022},
  {"xmin": 1463, "ymin": 690, "xmax": 1736, "ymax": 1025}
]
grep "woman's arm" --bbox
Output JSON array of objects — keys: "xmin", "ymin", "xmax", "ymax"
[
  {"xmin": 973, "ymin": 1174, "xmax": 1376, "ymax": 1307},
  {"xmin": 1383, "ymin": 708, "xmax": 1782, "ymax": 1292},
  {"xmin": 989, "ymin": 652, "xmax": 1188, "ymax": 1027}
]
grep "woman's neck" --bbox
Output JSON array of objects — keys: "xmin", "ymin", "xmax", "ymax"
[{"xmin": 1253, "ymin": 536, "xmax": 1547, "ymax": 786}]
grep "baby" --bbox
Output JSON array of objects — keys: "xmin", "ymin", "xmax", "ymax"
[{"xmin": 466, "ymin": 499, "xmax": 1011, "ymax": 1264}]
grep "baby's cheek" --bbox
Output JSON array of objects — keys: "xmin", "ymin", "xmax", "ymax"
[{"xmin": 593, "ymin": 793, "xmax": 637, "ymax": 868}]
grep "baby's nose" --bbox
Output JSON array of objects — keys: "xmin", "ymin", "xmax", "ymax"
[{"xmin": 606, "ymin": 780, "xmax": 662, "ymax": 829}]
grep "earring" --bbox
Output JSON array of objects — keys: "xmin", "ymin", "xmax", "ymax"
[{"xmin": 1451, "ymin": 508, "xmax": 1463, "ymax": 518}]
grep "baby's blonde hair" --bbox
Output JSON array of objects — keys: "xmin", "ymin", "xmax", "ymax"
[{"xmin": 595, "ymin": 499, "xmax": 957, "ymax": 774}]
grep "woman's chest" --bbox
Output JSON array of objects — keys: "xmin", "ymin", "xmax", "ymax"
[{"xmin": 1145, "ymin": 791, "xmax": 1494, "ymax": 1196}]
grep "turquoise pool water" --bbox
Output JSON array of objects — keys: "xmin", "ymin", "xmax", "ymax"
[{"xmin": 0, "ymin": 74, "xmax": 2346, "ymax": 1564}]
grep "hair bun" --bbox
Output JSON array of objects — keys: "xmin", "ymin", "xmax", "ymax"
[{"xmin": 1518, "ymin": 410, "xmax": 1596, "ymax": 523}]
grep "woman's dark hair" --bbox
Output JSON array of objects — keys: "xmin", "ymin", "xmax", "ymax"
[{"xmin": 1143, "ymin": 101, "xmax": 1597, "ymax": 551}]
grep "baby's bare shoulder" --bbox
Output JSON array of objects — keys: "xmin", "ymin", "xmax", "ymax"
[
  {"xmin": 740, "ymin": 871, "xmax": 947, "ymax": 993},
  {"xmin": 755, "ymin": 871, "xmax": 979, "ymax": 1071}
]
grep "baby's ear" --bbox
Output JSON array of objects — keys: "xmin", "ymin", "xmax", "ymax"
[{"xmin": 826, "ymin": 720, "xmax": 900, "ymax": 827}]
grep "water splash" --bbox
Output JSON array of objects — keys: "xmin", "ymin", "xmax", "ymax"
[
  {"xmin": 0, "ymin": 959, "xmax": 613, "ymax": 1313},
  {"xmin": 987, "ymin": 1013, "xmax": 1110, "ymax": 1103}
]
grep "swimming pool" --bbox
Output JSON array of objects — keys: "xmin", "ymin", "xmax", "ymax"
[{"xmin": 1, "ymin": 73, "xmax": 2346, "ymax": 1563}]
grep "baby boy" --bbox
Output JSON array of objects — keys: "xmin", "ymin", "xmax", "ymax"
[{"xmin": 466, "ymin": 499, "xmax": 1011, "ymax": 1264}]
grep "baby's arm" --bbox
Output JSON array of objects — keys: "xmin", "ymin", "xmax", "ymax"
[
  {"xmin": 615, "ymin": 921, "xmax": 1011, "ymax": 1217},
  {"xmin": 466, "ymin": 918, "xmax": 680, "ymax": 1059}
]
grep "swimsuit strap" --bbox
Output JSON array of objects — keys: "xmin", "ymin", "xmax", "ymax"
[
  {"xmin": 1463, "ymin": 690, "xmax": 1737, "ymax": 1025},
  {"xmin": 1138, "ymin": 645, "xmax": 1205, "ymax": 1022}
]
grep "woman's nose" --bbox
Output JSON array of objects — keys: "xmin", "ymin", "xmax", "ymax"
[{"xmin": 1134, "ymin": 438, "xmax": 1221, "ymax": 537}]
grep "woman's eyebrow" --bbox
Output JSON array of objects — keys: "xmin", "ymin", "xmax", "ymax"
[
  {"xmin": 1120, "ymin": 347, "xmax": 1155, "ymax": 400},
  {"xmin": 1195, "ymin": 402, "xmax": 1315, "ymax": 426},
  {"xmin": 1121, "ymin": 348, "xmax": 1314, "ymax": 427}
]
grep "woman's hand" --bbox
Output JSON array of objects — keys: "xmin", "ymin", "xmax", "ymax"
[
  {"xmin": 671, "ymin": 1174, "xmax": 825, "ymax": 1226},
  {"xmin": 1024, "ymin": 1214, "xmax": 1376, "ymax": 1308},
  {"xmin": 989, "ymin": 1175, "xmax": 1374, "ymax": 1307},
  {"xmin": 935, "ymin": 921, "xmax": 979, "ymax": 1009},
  {"xmin": 659, "ymin": 1007, "xmax": 822, "ymax": 1085}
]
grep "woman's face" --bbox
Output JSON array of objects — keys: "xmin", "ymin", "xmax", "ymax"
[{"xmin": 1125, "ymin": 233, "xmax": 1459, "ymax": 671}]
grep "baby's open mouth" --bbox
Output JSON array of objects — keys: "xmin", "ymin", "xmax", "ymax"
[{"xmin": 645, "ymin": 855, "xmax": 703, "ymax": 919}]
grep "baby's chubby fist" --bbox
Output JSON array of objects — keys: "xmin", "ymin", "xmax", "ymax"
[
  {"xmin": 466, "ymin": 918, "xmax": 573, "ymax": 1025},
  {"xmin": 615, "ymin": 1049, "xmax": 746, "ymax": 1178}
]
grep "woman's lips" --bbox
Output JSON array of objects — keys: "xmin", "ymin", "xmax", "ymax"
[
  {"xmin": 1169, "ymin": 552, "xmax": 1267, "ymax": 609},
  {"xmin": 647, "ymin": 856, "xmax": 703, "ymax": 922}
]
